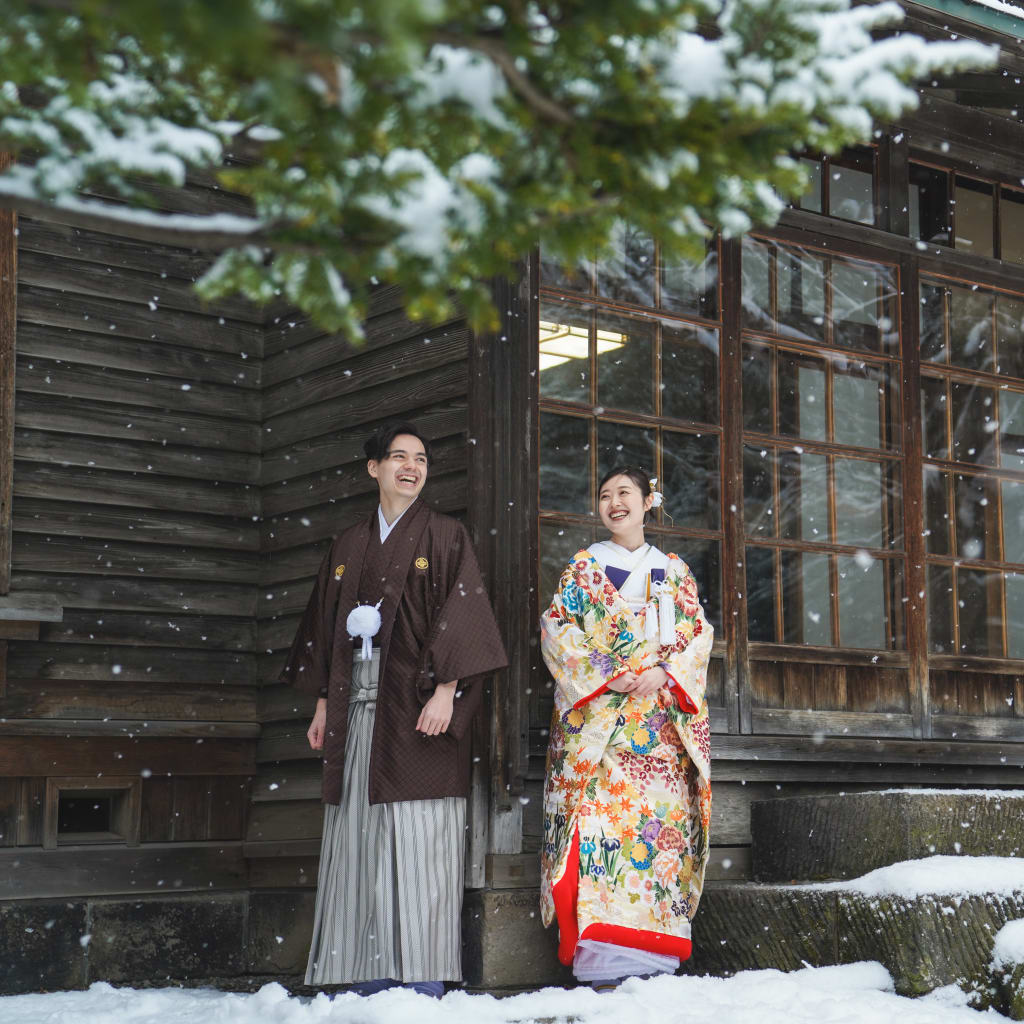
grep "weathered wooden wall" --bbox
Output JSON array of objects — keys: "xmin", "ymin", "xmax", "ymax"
[{"xmin": 248, "ymin": 286, "xmax": 474, "ymax": 877}]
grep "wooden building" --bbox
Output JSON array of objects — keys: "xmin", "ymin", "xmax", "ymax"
[{"xmin": 2, "ymin": 0, "xmax": 1024, "ymax": 994}]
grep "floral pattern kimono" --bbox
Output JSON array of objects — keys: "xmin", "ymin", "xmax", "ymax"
[{"xmin": 540, "ymin": 548, "xmax": 713, "ymax": 966}]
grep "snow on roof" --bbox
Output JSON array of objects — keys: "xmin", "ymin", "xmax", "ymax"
[{"xmin": 968, "ymin": 0, "xmax": 1024, "ymax": 24}]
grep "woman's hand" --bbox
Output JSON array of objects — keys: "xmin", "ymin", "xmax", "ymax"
[
  {"xmin": 417, "ymin": 680, "xmax": 457, "ymax": 736},
  {"xmin": 606, "ymin": 670, "xmax": 641, "ymax": 693},
  {"xmin": 307, "ymin": 698, "xmax": 327, "ymax": 750},
  {"xmin": 632, "ymin": 664, "xmax": 670, "ymax": 697}
]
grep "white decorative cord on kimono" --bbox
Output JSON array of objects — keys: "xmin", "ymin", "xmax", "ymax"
[
  {"xmin": 643, "ymin": 580, "xmax": 676, "ymax": 647},
  {"xmin": 346, "ymin": 600, "xmax": 383, "ymax": 661}
]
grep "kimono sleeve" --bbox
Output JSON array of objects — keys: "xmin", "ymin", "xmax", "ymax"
[
  {"xmin": 425, "ymin": 523, "xmax": 508, "ymax": 741},
  {"xmin": 279, "ymin": 545, "xmax": 339, "ymax": 698},
  {"xmin": 540, "ymin": 560, "xmax": 630, "ymax": 710},
  {"xmin": 661, "ymin": 568, "xmax": 714, "ymax": 716}
]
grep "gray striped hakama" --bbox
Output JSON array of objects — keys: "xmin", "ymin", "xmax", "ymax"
[{"xmin": 305, "ymin": 649, "xmax": 466, "ymax": 985}]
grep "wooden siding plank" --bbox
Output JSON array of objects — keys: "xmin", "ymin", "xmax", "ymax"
[
  {"xmin": 0, "ymin": 777, "xmax": 17, "ymax": 847},
  {"xmin": 0, "ymin": 150, "xmax": 15, "ymax": 595},
  {"xmin": 751, "ymin": 708, "xmax": 916, "ymax": 738},
  {"xmin": 930, "ymin": 715, "xmax": 1024, "ymax": 741},
  {"xmin": 139, "ymin": 776, "xmax": 174, "ymax": 842},
  {"xmin": 39, "ymin": 609, "xmax": 255, "ymax": 651},
  {"xmin": 15, "ymin": 391, "xmax": 260, "ymax": 453},
  {"xmin": 251, "ymin": 762, "xmax": 321, "ymax": 802},
  {"xmin": 0, "ymin": 720, "xmax": 259, "ymax": 738},
  {"xmin": 17, "ymin": 779, "xmax": 45, "ymax": 845},
  {"xmin": 246, "ymin": 798, "xmax": 322, "ymax": 843}
]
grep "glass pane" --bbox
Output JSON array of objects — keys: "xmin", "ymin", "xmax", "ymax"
[
  {"xmin": 1003, "ymin": 479, "xmax": 1024, "ymax": 564},
  {"xmin": 829, "ymin": 152, "xmax": 874, "ymax": 224},
  {"xmin": 924, "ymin": 468, "xmax": 952, "ymax": 555},
  {"xmin": 662, "ymin": 246, "xmax": 719, "ymax": 319},
  {"xmin": 919, "ymin": 281, "xmax": 947, "ymax": 364},
  {"xmin": 661, "ymin": 323, "xmax": 719, "ymax": 424},
  {"xmin": 834, "ymin": 458, "xmax": 891, "ymax": 549},
  {"xmin": 954, "ymin": 177, "xmax": 994, "ymax": 257},
  {"xmin": 661, "ymin": 431, "xmax": 719, "ymax": 531},
  {"xmin": 999, "ymin": 390, "xmax": 1024, "ymax": 472},
  {"xmin": 540, "ymin": 413, "xmax": 590, "ymax": 513},
  {"xmin": 782, "ymin": 550, "xmax": 832, "ymax": 645},
  {"xmin": 951, "ymin": 379, "xmax": 997, "ymax": 465},
  {"xmin": 596, "ymin": 311, "xmax": 654, "ymax": 414},
  {"xmin": 832, "ymin": 260, "xmax": 888, "ymax": 351},
  {"xmin": 540, "ymin": 255, "xmax": 592, "ymax": 294},
  {"xmin": 837, "ymin": 554, "xmax": 891, "ymax": 649},
  {"xmin": 921, "ymin": 376, "xmax": 949, "ymax": 460},
  {"xmin": 833, "ymin": 363, "xmax": 891, "ymax": 450},
  {"xmin": 1007, "ymin": 573, "xmax": 1024, "ymax": 658},
  {"xmin": 777, "ymin": 247, "xmax": 825, "ymax": 341},
  {"xmin": 743, "ymin": 445, "xmax": 775, "ymax": 538},
  {"xmin": 1001, "ymin": 188, "xmax": 1024, "ymax": 267},
  {"xmin": 741, "ymin": 238, "xmax": 773, "ymax": 333},
  {"xmin": 596, "ymin": 421, "xmax": 656, "ymax": 485},
  {"xmin": 800, "ymin": 158, "xmax": 822, "ymax": 213},
  {"xmin": 778, "ymin": 450, "xmax": 829, "ymax": 543},
  {"xmin": 949, "ymin": 284, "xmax": 994, "ymax": 373},
  {"xmin": 539, "ymin": 521, "xmax": 595, "ymax": 605},
  {"xmin": 596, "ymin": 223, "xmax": 655, "ymax": 307},
  {"xmin": 957, "ymin": 567, "xmax": 1002, "ymax": 656},
  {"xmin": 742, "ymin": 343, "xmax": 772, "ymax": 433},
  {"xmin": 996, "ymin": 294, "xmax": 1024, "ymax": 379},
  {"xmin": 927, "ymin": 564, "xmax": 954, "ymax": 653},
  {"xmin": 658, "ymin": 536, "xmax": 722, "ymax": 631},
  {"xmin": 909, "ymin": 163, "xmax": 950, "ymax": 245},
  {"xmin": 953, "ymin": 472, "xmax": 999, "ymax": 561},
  {"xmin": 539, "ymin": 300, "xmax": 591, "ymax": 402},
  {"xmin": 745, "ymin": 546, "xmax": 777, "ymax": 642},
  {"xmin": 778, "ymin": 352, "xmax": 827, "ymax": 441}
]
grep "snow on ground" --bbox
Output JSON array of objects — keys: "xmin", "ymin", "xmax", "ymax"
[
  {"xmin": 807, "ymin": 855, "xmax": 1024, "ymax": 899},
  {"xmin": 0, "ymin": 964, "xmax": 1011, "ymax": 1024}
]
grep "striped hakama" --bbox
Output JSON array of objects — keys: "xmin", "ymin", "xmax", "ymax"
[{"xmin": 305, "ymin": 650, "xmax": 466, "ymax": 985}]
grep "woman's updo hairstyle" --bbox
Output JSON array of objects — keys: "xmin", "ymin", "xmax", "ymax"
[{"xmin": 598, "ymin": 465, "xmax": 655, "ymax": 522}]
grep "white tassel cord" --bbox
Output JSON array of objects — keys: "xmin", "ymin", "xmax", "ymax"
[
  {"xmin": 346, "ymin": 601, "xmax": 383, "ymax": 661},
  {"xmin": 657, "ymin": 583, "xmax": 675, "ymax": 646}
]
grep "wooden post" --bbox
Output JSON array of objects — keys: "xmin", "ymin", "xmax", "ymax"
[{"xmin": 0, "ymin": 150, "xmax": 15, "ymax": 599}]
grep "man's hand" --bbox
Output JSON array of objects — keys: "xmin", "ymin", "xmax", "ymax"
[
  {"xmin": 307, "ymin": 697, "xmax": 327, "ymax": 750},
  {"xmin": 416, "ymin": 680, "xmax": 457, "ymax": 736}
]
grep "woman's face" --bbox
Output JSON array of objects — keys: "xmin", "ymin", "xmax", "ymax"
[{"xmin": 598, "ymin": 474, "xmax": 653, "ymax": 536}]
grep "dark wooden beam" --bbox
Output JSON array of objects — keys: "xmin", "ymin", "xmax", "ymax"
[{"xmin": 0, "ymin": 151, "xmax": 15, "ymax": 599}]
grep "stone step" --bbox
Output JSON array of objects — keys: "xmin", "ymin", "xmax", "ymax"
[
  {"xmin": 750, "ymin": 789, "xmax": 1024, "ymax": 882},
  {"xmin": 464, "ymin": 877, "xmax": 1024, "ymax": 997}
]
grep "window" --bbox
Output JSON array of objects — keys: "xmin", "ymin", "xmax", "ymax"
[
  {"xmin": 44, "ymin": 777, "xmax": 141, "ymax": 849},
  {"xmin": 793, "ymin": 148, "xmax": 876, "ymax": 225}
]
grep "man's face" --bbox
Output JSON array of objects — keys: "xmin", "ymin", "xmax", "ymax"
[{"xmin": 368, "ymin": 433, "xmax": 429, "ymax": 503}]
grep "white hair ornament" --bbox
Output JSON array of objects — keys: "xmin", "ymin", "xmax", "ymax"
[{"xmin": 649, "ymin": 477, "xmax": 664, "ymax": 509}]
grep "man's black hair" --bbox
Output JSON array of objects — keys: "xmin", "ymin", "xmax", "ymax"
[{"xmin": 363, "ymin": 421, "xmax": 433, "ymax": 465}]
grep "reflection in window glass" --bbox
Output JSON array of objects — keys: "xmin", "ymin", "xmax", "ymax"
[
  {"xmin": 1002, "ymin": 480, "xmax": 1024, "ymax": 563},
  {"xmin": 662, "ymin": 247, "xmax": 719, "ymax": 319},
  {"xmin": 742, "ymin": 344, "xmax": 772, "ymax": 433},
  {"xmin": 1001, "ymin": 189, "xmax": 1024, "ymax": 267},
  {"xmin": 597, "ymin": 224, "xmax": 655, "ymax": 306},
  {"xmin": 741, "ymin": 239, "xmax": 773, "ymax": 333},
  {"xmin": 778, "ymin": 451, "xmax": 829, "ymax": 543},
  {"xmin": 539, "ymin": 300, "xmax": 591, "ymax": 402},
  {"xmin": 999, "ymin": 390, "xmax": 1024, "ymax": 472},
  {"xmin": 921, "ymin": 376, "xmax": 949, "ymax": 460},
  {"xmin": 951, "ymin": 380, "xmax": 997, "ymax": 466},
  {"xmin": 953, "ymin": 473, "xmax": 999, "ymax": 561},
  {"xmin": 996, "ymin": 295, "xmax": 1024, "ymax": 379},
  {"xmin": 832, "ymin": 261, "xmax": 882, "ymax": 350},
  {"xmin": 834, "ymin": 458, "xmax": 888, "ymax": 548},
  {"xmin": 954, "ymin": 177, "xmax": 994, "ymax": 257},
  {"xmin": 833, "ymin": 365, "xmax": 888, "ymax": 449},
  {"xmin": 540, "ymin": 256, "xmax": 592, "ymax": 294},
  {"xmin": 829, "ymin": 152, "xmax": 874, "ymax": 224},
  {"xmin": 1007, "ymin": 573, "xmax": 1024, "ymax": 659},
  {"xmin": 596, "ymin": 312, "xmax": 654, "ymax": 414},
  {"xmin": 956, "ymin": 567, "xmax": 1002, "ymax": 656},
  {"xmin": 800, "ymin": 158, "xmax": 822, "ymax": 213},
  {"xmin": 539, "ymin": 521, "xmax": 595, "ymax": 604},
  {"xmin": 596, "ymin": 421, "xmax": 656, "ymax": 485},
  {"xmin": 782, "ymin": 550, "xmax": 831, "ymax": 645},
  {"xmin": 777, "ymin": 248, "xmax": 826, "ymax": 341},
  {"xmin": 837, "ymin": 555, "xmax": 888, "ymax": 649},
  {"xmin": 778, "ymin": 353, "xmax": 827, "ymax": 441},
  {"xmin": 661, "ymin": 432, "xmax": 720, "ymax": 531},
  {"xmin": 924, "ymin": 468, "xmax": 952, "ymax": 556},
  {"xmin": 909, "ymin": 163, "xmax": 950, "ymax": 244},
  {"xmin": 919, "ymin": 282, "xmax": 947, "ymax": 364},
  {"xmin": 948, "ymin": 285, "xmax": 994, "ymax": 373},
  {"xmin": 662, "ymin": 324, "xmax": 719, "ymax": 424},
  {"xmin": 745, "ymin": 546, "xmax": 777, "ymax": 642},
  {"xmin": 743, "ymin": 446, "xmax": 774, "ymax": 537},
  {"xmin": 927, "ymin": 564, "xmax": 954, "ymax": 653},
  {"xmin": 540, "ymin": 413, "xmax": 590, "ymax": 513}
]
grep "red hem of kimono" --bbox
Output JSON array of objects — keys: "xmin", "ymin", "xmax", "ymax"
[
  {"xmin": 663, "ymin": 671, "xmax": 698, "ymax": 715},
  {"xmin": 552, "ymin": 828, "xmax": 693, "ymax": 965},
  {"xmin": 572, "ymin": 669, "xmax": 628, "ymax": 710}
]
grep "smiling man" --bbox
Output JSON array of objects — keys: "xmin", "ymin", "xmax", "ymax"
[{"xmin": 280, "ymin": 421, "xmax": 507, "ymax": 996}]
